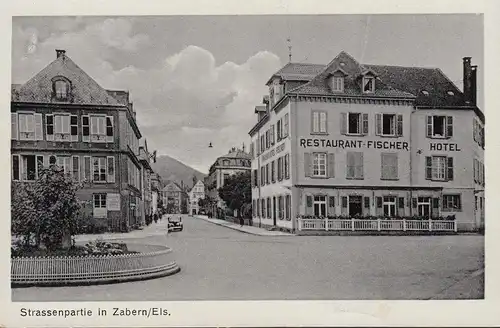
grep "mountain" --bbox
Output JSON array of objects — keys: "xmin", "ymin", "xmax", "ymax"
[{"xmin": 151, "ymin": 155, "xmax": 206, "ymax": 190}]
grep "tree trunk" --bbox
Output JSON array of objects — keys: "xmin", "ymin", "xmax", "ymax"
[{"xmin": 61, "ymin": 229, "xmax": 72, "ymax": 248}]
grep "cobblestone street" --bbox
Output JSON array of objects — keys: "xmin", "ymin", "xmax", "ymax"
[{"xmin": 12, "ymin": 215, "xmax": 484, "ymax": 301}]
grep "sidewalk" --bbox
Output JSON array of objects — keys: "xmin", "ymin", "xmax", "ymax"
[
  {"xmin": 195, "ymin": 215, "xmax": 294, "ymax": 236},
  {"xmin": 74, "ymin": 219, "xmax": 170, "ymax": 243}
]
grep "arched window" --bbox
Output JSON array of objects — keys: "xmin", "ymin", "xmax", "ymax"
[{"xmin": 52, "ymin": 77, "xmax": 71, "ymax": 101}]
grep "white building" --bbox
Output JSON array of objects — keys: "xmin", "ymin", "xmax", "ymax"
[{"xmin": 188, "ymin": 180, "xmax": 205, "ymax": 215}]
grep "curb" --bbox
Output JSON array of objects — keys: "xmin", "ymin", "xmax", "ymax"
[{"xmin": 196, "ymin": 217, "xmax": 293, "ymax": 236}]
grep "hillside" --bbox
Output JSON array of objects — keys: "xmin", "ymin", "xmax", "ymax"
[{"xmin": 151, "ymin": 155, "xmax": 206, "ymax": 189}]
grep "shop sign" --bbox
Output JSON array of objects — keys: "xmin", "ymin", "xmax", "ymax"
[
  {"xmin": 429, "ymin": 142, "xmax": 461, "ymax": 151},
  {"xmin": 299, "ymin": 138, "xmax": 410, "ymax": 151},
  {"xmin": 262, "ymin": 142, "xmax": 286, "ymax": 161},
  {"xmin": 107, "ymin": 193, "xmax": 121, "ymax": 211}
]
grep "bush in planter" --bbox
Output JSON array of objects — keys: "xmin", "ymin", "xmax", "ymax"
[{"xmin": 83, "ymin": 239, "xmax": 134, "ymax": 256}]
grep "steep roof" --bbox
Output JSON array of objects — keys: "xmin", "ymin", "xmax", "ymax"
[
  {"xmin": 275, "ymin": 51, "xmax": 471, "ymax": 107},
  {"xmin": 12, "ymin": 52, "xmax": 124, "ymax": 106},
  {"xmin": 220, "ymin": 149, "xmax": 251, "ymax": 160}
]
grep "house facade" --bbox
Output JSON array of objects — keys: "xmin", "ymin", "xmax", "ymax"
[
  {"xmin": 249, "ymin": 51, "xmax": 484, "ymax": 232},
  {"xmin": 188, "ymin": 180, "xmax": 205, "ymax": 215},
  {"xmin": 138, "ymin": 140, "xmax": 155, "ymax": 224},
  {"xmin": 11, "ymin": 49, "xmax": 144, "ymax": 232},
  {"xmin": 205, "ymin": 147, "xmax": 251, "ymax": 217},
  {"xmin": 151, "ymin": 172, "xmax": 163, "ymax": 216},
  {"xmin": 161, "ymin": 181, "xmax": 187, "ymax": 214}
]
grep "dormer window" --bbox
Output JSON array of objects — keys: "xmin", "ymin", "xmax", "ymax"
[
  {"xmin": 332, "ymin": 76, "xmax": 344, "ymax": 92},
  {"xmin": 363, "ymin": 76, "xmax": 375, "ymax": 93},
  {"xmin": 52, "ymin": 77, "xmax": 71, "ymax": 101}
]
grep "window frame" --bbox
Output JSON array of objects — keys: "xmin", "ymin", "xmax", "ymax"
[
  {"xmin": 442, "ymin": 194, "xmax": 462, "ymax": 212},
  {"xmin": 362, "ymin": 76, "xmax": 375, "ymax": 93},
  {"xmin": 313, "ymin": 195, "xmax": 327, "ymax": 217},
  {"xmin": 311, "ymin": 110, "xmax": 328, "ymax": 134},
  {"xmin": 312, "ymin": 152, "xmax": 327, "ymax": 177}
]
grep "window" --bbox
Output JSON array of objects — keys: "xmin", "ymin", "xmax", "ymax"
[
  {"xmin": 271, "ymin": 161, "xmax": 275, "ymax": 183},
  {"xmin": 18, "ymin": 113, "xmax": 36, "ymax": 140},
  {"xmin": 267, "ymin": 197, "xmax": 271, "ymax": 218},
  {"xmin": 83, "ymin": 156, "xmax": 91, "ymax": 181},
  {"xmin": 93, "ymin": 157, "xmax": 107, "ymax": 182},
  {"xmin": 90, "ymin": 116, "xmax": 106, "ymax": 142},
  {"xmin": 363, "ymin": 76, "xmax": 375, "ymax": 93},
  {"xmin": 70, "ymin": 115, "xmax": 78, "ymax": 141},
  {"xmin": 383, "ymin": 196, "xmax": 396, "ymax": 217},
  {"xmin": 381, "ymin": 153, "xmax": 398, "ymax": 180},
  {"xmin": 260, "ymin": 135, "xmax": 265, "ymax": 152},
  {"xmin": 278, "ymin": 196, "xmax": 284, "ymax": 220},
  {"xmin": 426, "ymin": 156, "xmax": 453, "ymax": 181},
  {"xmin": 107, "ymin": 156, "xmax": 115, "ymax": 183},
  {"xmin": 261, "ymin": 198, "xmax": 266, "ymax": 218},
  {"xmin": 284, "ymin": 153, "xmax": 290, "ymax": 179},
  {"xmin": 82, "ymin": 116, "xmax": 90, "ymax": 142},
  {"xmin": 376, "ymin": 113, "xmax": 403, "ymax": 136},
  {"xmin": 426, "ymin": 115, "xmax": 453, "ymax": 138},
  {"xmin": 332, "ymin": 76, "xmax": 344, "ymax": 92},
  {"xmin": 277, "ymin": 157, "xmax": 283, "ymax": 181},
  {"xmin": 312, "ymin": 153, "xmax": 327, "ymax": 177},
  {"xmin": 54, "ymin": 80, "xmax": 69, "ymax": 100},
  {"xmin": 277, "ymin": 120, "xmax": 282, "ymax": 140},
  {"xmin": 285, "ymin": 194, "xmax": 291, "ymax": 221},
  {"xmin": 265, "ymin": 130, "xmax": 270, "ymax": 149},
  {"xmin": 72, "ymin": 156, "xmax": 80, "ymax": 181},
  {"xmin": 56, "ymin": 156, "xmax": 71, "ymax": 175},
  {"xmin": 313, "ymin": 195, "xmax": 327, "ymax": 217},
  {"xmin": 21, "ymin": 155, "xmax": 36, "ymax": 181},
  {"xmin": 93, "ymin": 193, "xmax": 107, "ymax": 218},
  {"xmin": 346, "ymin": 152, "xmax": 364, "ymax": 179},
  {"xmin": 311, "ymin": 111, "xmax": 327, "ymax": 134},
  {"xmin": 341, "ymin": 112, "xmax": 368, "ymax": 135},
  {"xmin": 223, "ymin": 160, "xmax": 229, "ymax": 166},
  {"xmin": 53, "ymin": 114, "xmax": 70, "ymax": 141},
  {"xmin": 260, "ymin": 166, "xmax": 265, "ymax": 186},
  {"xmin": 443, "ymin": 194, "xmax": 462, "ymax": 211},
  {"xmin": 270, "ymin": 125, "xmax": 275, "ymax": 145},
  {"xmin": 283, "ymin": 113, "xmax": 289, "ymax": 138}
]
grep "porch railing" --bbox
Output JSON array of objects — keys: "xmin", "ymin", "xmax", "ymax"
[{"xmin": 298, "ymin": 217, "xmax": 457, "ymax": 232}]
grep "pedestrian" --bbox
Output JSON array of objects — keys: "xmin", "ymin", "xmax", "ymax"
[
  {"xmin": 153, "ymin": 213, "xmax": 158, "ymax": 223},
  {"xmin": 239, "ymin": 217, "xmax": 244, "ymax": 227}
]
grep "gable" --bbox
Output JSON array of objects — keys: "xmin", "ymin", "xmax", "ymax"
[{"xmin": 12, "ymin": 52, "xmax": 123, "ymax": 106}]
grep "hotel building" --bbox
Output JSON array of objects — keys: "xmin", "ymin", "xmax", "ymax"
[
  {"xmin": 188, "ymin": 180, "xmax": 205, "ymax": 215},
  {"xmin": 11, "ymin": 50, "xmax": 144, "ymax": 232},
  {"xmin": 249, "ymin": 51, "xmax": 484, "ymax": 232}
]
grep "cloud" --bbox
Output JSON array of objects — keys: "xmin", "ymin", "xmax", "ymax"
[{"xmin": 12, "ymin": 18, "xmax": 282, "ymax": 174}]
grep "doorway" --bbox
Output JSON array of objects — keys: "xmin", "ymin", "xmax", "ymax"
[{"xmin": 349, "ymin": 196, "xmax": 363, "ymax": 217}]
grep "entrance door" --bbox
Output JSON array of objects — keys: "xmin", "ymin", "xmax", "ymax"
[
  {"xmin": 273, "ymin": 196, "xmax": 277, "ymax": 226},
  {"xmin": 349, "ymin": 196, "xmax": 363, "ymax": 217}
]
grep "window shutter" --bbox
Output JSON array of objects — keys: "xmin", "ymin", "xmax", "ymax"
[
  {"xmin": 304, "ymin": 152, "xmax": 311, "ymax": 177},
  {"xmin": 398, "ymin": 197, "xmax": 405, "ymax": 209},
  {"xmin": 426, "ymin": 116, "xmax": 432, "ymax": 138},
  {"xmin": 340, "ymin": 112, "xmax": 347, "ymax": 135},
  {"xmin": 11, "ymin": 113, "xmax": 18, "ymax": 140},
  {"xmin": 446, "ymin": 116, "xmax": 453, "ymax": 138},
  {"xmin": 396, "ymin": 114, "xmax": 403, "ymax": 136},
  {"xmin": 322, "ymin": 112, "xmax": 328, "ymax": 133},
  {"xmin": 284, "ymin": 113, "xmax": 289, "ymax": 137},
  {"xmin": 82, "ymin": 115, "xmax": 90, "ymax": 142},
  {"xmin": 364, "ymin": 197, "xmax": 370, "ymax": 208},
  {"xmin": 358, "ymin": 152, "xmax": 364, "ymax": 179},
  {"xmin": 412, "ymin": 198, "xmax": 417, "ymax": 209},
  {"xmin": 277, "ymin": 158, "xmax": 282, "ymax": 182},
  {"xmin": 362, "ymin": 113, "xmax": 369, "ymax": 135},
  {"xmin": 34, "ymin": 113, "xmax": 43, "ymax": 140},
  {"xmin": 425, "ymin": 156, "xmax": 432, "ymax": 180},
  {"xmin": 106, "ymin": 116, "xmax": 114, "ymax": 142},
  {"xmin": 375, "ymin": 113, "xmax": 382, "ymax": 136},
  {"xmin": 305, "ymin": 195, "xmax": 313, "ymax": 215},
  {"xmin": 447, "ymin": 157, "xmax": 454, "ymax": 181},
  {"xmin": 107, "ymin": 156, "xmax": 115, "ymax": 183},
  {"xmin": 432, "ymin": 198, "xmax": 439, "ymax": 209},
  {"xmin": 328, "ymin": 196, "xmax": 335, "ymax": 215},
  {"xmin": 285, "ymin": 154, "xmax": 290, "ymax": 179},
  {"xmin": 310, "ymin": 111, "xmax": 315, "ymax": 133},
  {"xmin": 84, "ymin": 156, "xmax": 91, "ymax": 181},
  {"xmin": 271, "ymin": 125, "xmax": 275, "ymax": 145},
  {"xmin": 327, "ymin": 153, "xmax": 335, "ymax": 178},
  {"xmin": 12, "ymin": 155, "xmax": 20, "ymax": 180},
  {"xmin": 376, "ymin": 197, "xmax": 382, "ymax": 208}
]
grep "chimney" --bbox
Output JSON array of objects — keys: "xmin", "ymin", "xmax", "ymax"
[
  {"xmin": 471, "ymin": 65, "xmax": 478, "ymax": 105},
  {"xmin": 56, "ymin": 49, "xmax": 66, "ymax": 58},
  {"xmin": 463, "ymin": 57, "xmax": 473, "ymax": 104}
]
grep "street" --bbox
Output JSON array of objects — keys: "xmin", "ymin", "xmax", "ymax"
[{"xmin": 12, "ymin": 215, "xmax": 484, "ymax": 301}]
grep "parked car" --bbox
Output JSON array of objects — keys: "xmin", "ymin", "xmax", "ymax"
[{"xmin": 168, "ymin": 216, "xmax": 183, "ymax": 232}]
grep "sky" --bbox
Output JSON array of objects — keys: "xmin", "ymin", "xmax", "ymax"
[{"xmin": 11, "ymin": 14, "xmax": 483, "ymax": 173}]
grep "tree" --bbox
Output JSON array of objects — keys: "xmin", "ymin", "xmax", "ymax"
[
  {"xmin": 157, "ymin": 197, "xmax": 165, "ymax": 215},
  {"xmin": 218, "ymin": 171, "xmax": 251, "ymax": 218},
  {"xmin": 11, "ymin": 165, "xmax": 84, "ymax": 251}
]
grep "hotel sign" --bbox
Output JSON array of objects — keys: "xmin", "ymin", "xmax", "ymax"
[
  {"xmin": 262, "ymin": 142, "xmax": 286, "ymax": 161},
  {"xmin": 300, "ymin": 138, "xmax": 410, "ymax": 151},
  {"xmin": 430, "ymin": 142, "xmax": 461, "ymax": 151}
]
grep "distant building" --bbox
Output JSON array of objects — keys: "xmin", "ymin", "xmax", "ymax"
[
  {"xmin": 138, "ymin": 140, "xmax": 156, "ymax": 224},
  {"xmin": 188, "ymin": 180, "xmax": 205, "ymax": 215},
  {"xmin": 161, "ymin": 181, "xmax": 188, "ymax": 214},
  {"xmin": 11, "ymin": 49, "xmax": 144, "ymax": 232},
  {"xmin": 249, "ymin": 51, "xmax": 484, "ymax": 232},
  {"xmin": 205, "ymin": 147, "xmax": 251, "ymax": 217}
]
